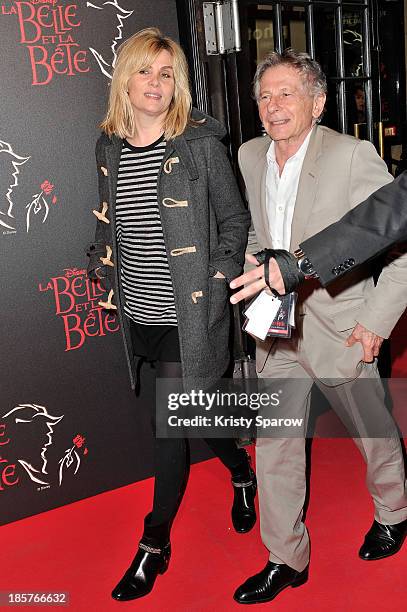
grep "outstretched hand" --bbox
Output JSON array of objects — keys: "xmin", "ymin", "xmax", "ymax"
[{"xmin": 230, "ymin": 254, "xmax": 286, "ymax": 304}]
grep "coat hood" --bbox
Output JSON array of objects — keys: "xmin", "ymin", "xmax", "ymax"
[
  {"xmin": 98, "ymin": 109, "xmax": 227, "ymax": 181},
  {"xmin": 182, "ymin": 108, "xmax": 227, "ymax": 141}
]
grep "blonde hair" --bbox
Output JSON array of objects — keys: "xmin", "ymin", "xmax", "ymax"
[{"xmin": 101, "ymin": 28, "xmax": 192, "ymax": 140}]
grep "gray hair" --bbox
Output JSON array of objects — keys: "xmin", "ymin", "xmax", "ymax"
[{"xmin": 253, "ymin": 48, "xmax": 327, "ymax": 101}]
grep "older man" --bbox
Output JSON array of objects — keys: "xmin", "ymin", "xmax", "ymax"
[{"xmin": 233, "ymin": 49, "xmax": 407, "ymax": 605}]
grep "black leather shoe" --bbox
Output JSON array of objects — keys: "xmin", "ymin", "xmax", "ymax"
[
  {"xmin": 234, "ymin": 561, "xmax": 308, "ymax": 604},
  {"xmin": 231, "ymin": 468, "xmax": 257, "ymax": 533},
  {"xmin": 359, "ymin": 518, "xmax": 407, "ymax": 560},
  {"xmin": 112, "ymin": 513, "xmax": 171, "ymax": 601}
]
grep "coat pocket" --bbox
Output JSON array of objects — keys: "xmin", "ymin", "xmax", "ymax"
[
  {"xmin": 330, "ymin": 305, "xmax": 362, "ymax": 332},
  {"xmin": 324, "ymin": 306, "xmax": 364, "ymax": 380},
  {"xmin": 208, "ymin": 277, "xmax": 229, "ymax": 329},
  {"xmin": 86, "ymin": 241, "xmax": 111, "ymax": 292}
]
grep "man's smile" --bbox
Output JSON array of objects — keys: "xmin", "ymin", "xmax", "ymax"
[{"xmin": 269, "ymin": 119, "xmax": 289, "ymax": 125}]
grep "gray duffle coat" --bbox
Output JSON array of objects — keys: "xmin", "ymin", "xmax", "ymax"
[{"xmin": 87, "ymin": 110, "xmax": 250, "ymax": 391}]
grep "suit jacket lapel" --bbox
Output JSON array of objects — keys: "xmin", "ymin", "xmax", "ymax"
[
  {"xmin": 260, "ymin": 156, "xmax": 274, "ymax": 248},
  {"xmin": 289, "ymin": 126, "xmax": 322, "ymax": 251},
  {"xmin": 255, "ymin": 137, "xmax": 273, "ymax": 248}
]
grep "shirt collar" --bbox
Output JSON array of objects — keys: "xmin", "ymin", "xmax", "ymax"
[{"xmin": 266, "ymin": 128, "xmax": 313, "ymax": 166}]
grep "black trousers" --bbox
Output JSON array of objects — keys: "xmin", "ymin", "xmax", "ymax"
[{"xmin": 148, "ymin": 360, "xmax": 247, "ymax": 527}]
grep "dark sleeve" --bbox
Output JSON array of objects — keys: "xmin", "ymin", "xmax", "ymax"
[
  {"xmin": 207, "ymin": 137, "xmax": 251, "ymax": 281},
  {"xmin": 300, "ymin": 171, "xmax": 407, "ymax": 286},
  {"xmin": 86, "ymin": 136, "xmax": 112, "ymax": 293}
]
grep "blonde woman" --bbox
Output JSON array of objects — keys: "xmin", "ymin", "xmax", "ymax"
[{"xmin": 87, "ymin": 28, "xmax": 254, "ymax": 601}]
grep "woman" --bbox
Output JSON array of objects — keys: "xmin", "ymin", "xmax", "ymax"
[{"xmin": 87, "ymin": 28, "xmax": 254, "ymax": 601}]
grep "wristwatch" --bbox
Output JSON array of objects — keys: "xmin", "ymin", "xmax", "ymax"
[{"xmin": 293, "ymin": 248, "xmax": 319, "ymax": 280}]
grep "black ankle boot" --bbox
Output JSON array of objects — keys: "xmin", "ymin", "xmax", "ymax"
[
  {"xmin": 111, "ymin": 514, "xmax": 171, "ymax": 601},
  {"xmin": 231, "ymin": 453, "xmax": 257, "ymax": 534}
]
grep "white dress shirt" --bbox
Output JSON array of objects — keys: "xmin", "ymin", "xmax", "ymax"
[{"xmin": 266, "ymin": 130, "xmax": 312, "ymax": 250}]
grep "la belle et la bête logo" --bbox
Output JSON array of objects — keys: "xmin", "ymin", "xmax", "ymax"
[{"xmin": 1, "ymin": 0, "xmax": 133, "ymax": 85}]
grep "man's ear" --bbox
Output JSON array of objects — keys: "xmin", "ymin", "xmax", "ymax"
[{"xmin": 313, "ymin": 93, "xmax": 326, "ymax": 120}]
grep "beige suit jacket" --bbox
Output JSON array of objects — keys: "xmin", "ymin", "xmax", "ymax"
[{"xmin": 239, "ymin": 125, "xmax": 406, "ymax": 378}]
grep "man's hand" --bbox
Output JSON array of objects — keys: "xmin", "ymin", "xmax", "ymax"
[
  {"xmin": 230, "ymin": 254, "xmax": 285, "ymax": 304},
  {"xmin": 346, "ymin": 323, "xmax": 384, "ymax": 362}
]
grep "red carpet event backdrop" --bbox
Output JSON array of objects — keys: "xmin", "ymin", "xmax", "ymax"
[{"xmin": 0, "ymin": 0, "xmax": 181, "ymax": 524}]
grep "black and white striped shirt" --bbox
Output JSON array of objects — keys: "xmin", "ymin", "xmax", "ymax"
[{"xmin": 115, "ymin": 136, "xmax": 177, "ymax": 325}]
